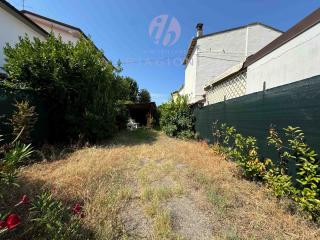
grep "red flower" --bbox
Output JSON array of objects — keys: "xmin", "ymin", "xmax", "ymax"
[
  {"xmin": 0, "ymin": 220, "xmax": 6, "ymax": 229},
  {"xmin": 15, "ymin": 195, "xmax": 30, "ymax": 207},
  {"xmin": 5, "ymin": 214, "xmax": 20, "ymax": 230},
  {"xmin": 72, "ymin": 203, "xmax": 82, "ymax": 215}
]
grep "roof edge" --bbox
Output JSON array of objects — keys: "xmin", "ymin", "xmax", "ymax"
[
  {"xmin": 0, "ymin": 0, "xmax": 48, "ymax": 37},
  {"xmin": 244, "ymin": 8, "xmax": 320, "ymax": 67},
  {"xmin": 183, "ymin": 22, "xmax": 283, "ymax": 65},
  {"xmin": 21, "ymin": 10, "xmax": 82, "ymax": 33},
  {"xmin": 21, "ymin": 10, "xmax": 112, "ymax": 65},
  {"xmin": 197, "ymin": 22, "xmax": 283, "ymax": 40}
]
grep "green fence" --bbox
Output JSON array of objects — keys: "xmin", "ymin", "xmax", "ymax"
[
  {"xmin": 193, "ymin": 75, "xmax": 320, "ymax": 161},
  {"xmin": 0, "ymin": 86, "xmax": 49, "ymax": 144}
]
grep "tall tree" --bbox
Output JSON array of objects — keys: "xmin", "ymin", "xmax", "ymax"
[
  {"xmin": 138, "ymin": 89, "xmax": 151, "ymax": 103},
  {"xmin": 124, "ymin": 77, "xmax": 139, "ymax": 102}
]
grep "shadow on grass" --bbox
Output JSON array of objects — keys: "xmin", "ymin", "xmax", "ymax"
[{"xmin": 107, "ymin": 128, "xmax": 160, "ymax": 146}]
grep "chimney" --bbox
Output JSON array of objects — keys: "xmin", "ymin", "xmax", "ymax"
[{"xmin": 196, "ymin": 23, "xmax": 203, "ymax": 37}]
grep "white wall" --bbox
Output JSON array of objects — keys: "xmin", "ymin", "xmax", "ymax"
[
  {"xmin": 34, "ymin": 22, "xmax": 80, "ymax": 44},
  {"xmin": 184, "ymin": 24, "xmax": 281, "ymax": 104},
  {"xmin": 247, "ymin": 22, "xmax": 320, "ymax": 94},
  {"xmin": 0, "ymin": 7, "xmax": 45, "ymax": 72},
  {"xmin": 195, "ymin": 28, "xmax": 246, "ymax": 103},
  {"xmin": 181, "ymin": 47, "xmax": 198, "ymax": 102}
]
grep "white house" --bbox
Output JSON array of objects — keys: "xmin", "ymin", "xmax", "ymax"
[
  {"xmin": 22, "ymin": 10, "xmax": 83, "ymax": 44},
  {"xmin": 0, "ymin": 1, "xmax": 109, "ymax": 74},
  {"xmin": 0, "ymin": 0, "xmax": 47, "ymax": 73},
  {"xmin": 178, "ymin": 22, "xmax": 282, "ymax": 104},
  {"xmin": 245, "ymin": 7, "xmax": 320, "ymax": 94},
  {"xmin": 204, "ymin": 7, "xmax": 320, "ymax": 105},
  {"xmin": 21, "ymin": 10, "xmax": 110, "ymax": 63}
]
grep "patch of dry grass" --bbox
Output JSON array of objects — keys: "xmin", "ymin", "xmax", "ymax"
[
  {"xmin": 171, "ymin": 138, "xmax": 320, "ymax": 239},
  {"xmin": 19, "ymin": 129, "xmax": 319, "ymax": 239},
  {"xmin": 21, "ymin": 146, "xmax": 134, "ymax": 239}
]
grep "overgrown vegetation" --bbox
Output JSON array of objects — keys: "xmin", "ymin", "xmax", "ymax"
[
  {"xmin": 159, "ymin": 95, "xmax": 195, "ymax": 139},
  {"xmin": 2, "ymin": 33, "xmax": 143, "ymax": 142},
  {"xmin": 138, "ymin": 89, "xmax": 151, "ymax": 103},
  {"xmin": 1, "ymin": 101, "xmax": 35, "ymax": 199},
  {"xmin": 10, "ymin": 130, "xmax": 319, "ymax": 239},
  {"xmin": 213, "ymin": 121, "xmax": 320, "ymax": 222},
  {"xmin": 1, "ymin": 102, "xmax": 84, "ymax": 239}
]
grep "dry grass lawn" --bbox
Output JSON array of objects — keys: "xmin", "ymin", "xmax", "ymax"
[{"xmin": 19, "ymin": 129, "xmax": 319, "ymax": 239}]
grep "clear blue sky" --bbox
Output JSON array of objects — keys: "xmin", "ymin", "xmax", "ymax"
[{"xmin": 8, "ymin": 0, "xmax": 320, "ymax": 104}]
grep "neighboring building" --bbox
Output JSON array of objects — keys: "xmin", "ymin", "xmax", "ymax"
[
  {"xmin": 22, "ymin": 10, "xmax": 83, "ymax": 44},
  {"xmin": 22, "ymin": 10, "xmax": 110, "ymax": 63},
  {"xmin": 178, "ymin": 22, "xmax": 282, "ymax": 104},
  {"xmin": 245, "ymin": 7, "xmax": 320, "ymax": 94},
  {"xmin": 0, "ymin": 1, "xmax": 110, "ymax": 74},
  {"xmin": 204, "ymin": 7, "xmax": 320, "ymax": 105},
  {"xmin": 0, "ymin": 0, "xmax": 47, "ymax": 73}
]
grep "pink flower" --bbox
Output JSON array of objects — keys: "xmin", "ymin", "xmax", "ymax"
[
  {"xmin": 5, "ymin": 214, "xmax": 20, "ymax": 230},
  {"xmin": 15, "ymin": 195, "xmax": 30, "ymax": 207}
]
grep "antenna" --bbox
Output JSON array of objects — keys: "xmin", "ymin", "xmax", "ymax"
[{"xmin": 22, "ymin": 0, "xmax": 25, "ymax": 10}]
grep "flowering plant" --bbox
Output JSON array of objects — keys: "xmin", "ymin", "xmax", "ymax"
[{"xmin": 0, "ymin": 192, "xmax": 85, "ymax": 239}]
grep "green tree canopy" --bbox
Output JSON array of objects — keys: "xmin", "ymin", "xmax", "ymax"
[
  {"xmin": 138, "ymin": 89, "xmax": 151, "ymax": 103},
  {"xmin": 3, "ymin": 33, "xmax": 120, "ymax": 141},
  {"xmin": 159, "ymin": 95, "xmax": 195, "ymax": 139}
]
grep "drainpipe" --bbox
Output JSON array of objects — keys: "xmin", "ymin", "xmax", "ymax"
[{"xmin": 245, "ymin": 26, "xmax": 249, "ymax": 57}]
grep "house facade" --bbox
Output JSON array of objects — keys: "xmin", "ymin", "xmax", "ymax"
[
  {"xmin": 179, "ymin": 23, "xmax": 282, "ymax": 104},
  {"xmin": 0, "ymin": 0, "xmax": 47, "ymax": 73},
  {"xmin": 22, "ymin": 10, "xmax": 82, "ymax": 44},
  {"xmin": 204, "ymin": 7, "xmax": 320, "ymax": 105},
  {"xmin": 0, "ymin": 1, "xmax": 109, "ymax": 74}
]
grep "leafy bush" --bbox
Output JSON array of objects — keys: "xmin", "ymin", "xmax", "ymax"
[
  {"xmin": 3, "ymin": 33, "xmax": 120, "ymax": 142},
  {"xmin": 264, "ymin": 169, "xmax": 295, "ymax": 198},
  {"xmin": 0, "ymin": 106, "xmax": 84, "ymax": 239},
  {"xmin": 0, "ymin": 138, "xmax": 33, "ymax": 199},
  {"xmin": 28, "ymin": 192, "xmax": 83, "ymax": 240},
  {"xmin": 213, "ymin": 121, "xmax": 320, "ymax": 222},
  {"xmin": 268, "ymin": 126, "xmax": 320, "ymax": 221},
  {"xmin": 0, "ymin": 192, "xmax": 84, "ymax": 239},
  {"xmin": 213, "ymin": 122, "xmax": 270, "ymax": 180},
  {"xmin": 159, "ymin": 96, "xmax": 195, "ymax": 139}
]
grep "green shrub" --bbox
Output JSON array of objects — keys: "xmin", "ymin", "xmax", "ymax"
[
  {"xmin": 28, "ymin": 192, "xmax": 83, "ymax": 240},
  {"xmin": 0, "ymin": 138, "xmax": 33, "ymax": 199},
  {"xmin": 159, "ymin": 96, "xmax": 195, "ymax": 139},
  {"xmin": 269, "ymin": 126, "xmax": 320, "ymax": 221},
  {"xmin": 214, "ymin": 122, "xmax": 270, "ymax": 180},
  {"xmin": 0, "ymin": 192, "xmax": 84, "ymax": 239},
  {"xmin": 3, "ymin": 33, "xmax": 120, "ymax": 142},
  {"xmin": 214, "ymin": 122, "xmax": 320, "ymax": 222},
  {"xmin": 264, "ymin": 169, "xmax": 295, "ymax": 198}
]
